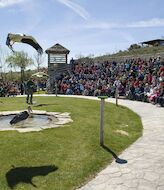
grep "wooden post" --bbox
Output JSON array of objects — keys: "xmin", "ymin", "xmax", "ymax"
[
  {"xmin": 115, "ymin": 86, "xmax": 119, "ymax": 106},
  {"xmin": 98, "ymin": 96, "xmax": 108, "ymax": 146},
  {"xmin": 55, "ymin": 80, "xmax": 57, "ymax": 97}
]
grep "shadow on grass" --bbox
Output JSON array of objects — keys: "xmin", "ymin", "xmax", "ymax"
[
  {"xmin": 33, "ymin": 103, "xmax": 57, "ymax": 107},
  {"xmin": 102, "ymin": 145, "xmax": 127, "ymax": 164},
  {"xmin": 6, "ymin": 165, "xmax": 58, "ymax": 189}
]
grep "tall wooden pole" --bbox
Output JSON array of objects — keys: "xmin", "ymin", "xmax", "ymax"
[
  {"xmin": 55, "ymin": 80, "xmax": 58, "ymax": 97},
  {"xmin": 98, "ymin": 96, "xmax": 108, "ymax": 146},
  {"xmin": 115, "ymin": 86, "xmax": 118, "ymax": 106},
  {"xmin": 100, "ymin": 98, "xmax": 105, "ymax": 145}
]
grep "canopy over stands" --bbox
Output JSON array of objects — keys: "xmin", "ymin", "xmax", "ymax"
[
  {"xmin": 141, "ymin": 39, "xmax": 164, "ymax": 47},
  {"xmin": 31, "ymin": 72, "xmax": 49, "ymax": 79}
]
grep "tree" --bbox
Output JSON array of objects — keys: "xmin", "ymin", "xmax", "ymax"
[
  {"xmin": 33, "ymin": 53, "xmax": 45, "ymax": 71},
  {"xmin": 128, "ymin": 44, "xmax": 141, "ymax": 51},
  {"xmin": 0, "ymin": 46, "xmax": 9, "ymax": 80},
  {"xmin": 6, "ymin": 51, "xmax": 33, "ymax": 81}
]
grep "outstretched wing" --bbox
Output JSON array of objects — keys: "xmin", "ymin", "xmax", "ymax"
[
  {"xmin": 21, "ymin": 35, "xmax": 43, "ymax": 54},
  {"xmin": 6, "ymin": 33, "xmax": 43, "ymax": 54}
]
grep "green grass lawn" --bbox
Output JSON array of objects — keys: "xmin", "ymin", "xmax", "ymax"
[
  {"xmin": 0, "ymin": 96, "xmax": 142, "ymax": 190},
  {"xmin": 34, "ymin": 90, "xmax": 46, "ymax": 94}
]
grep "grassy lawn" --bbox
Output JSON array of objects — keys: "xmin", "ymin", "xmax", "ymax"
[
  {"xmin": 0, "ymin": 96, "xmax": 143, "ymax": 190},
  {"xmin": 34, "ymin": 90, "xmax": 46, "ymax": 94}
]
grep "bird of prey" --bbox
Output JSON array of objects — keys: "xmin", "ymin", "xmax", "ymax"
[{"xmin": 6, "ymin": 33, "xmax": 43, "ymax": 54}]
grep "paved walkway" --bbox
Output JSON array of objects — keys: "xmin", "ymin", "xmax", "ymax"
[{"xmin": 71, "ymin": 96, "xmax": 164, "ymax": 190}]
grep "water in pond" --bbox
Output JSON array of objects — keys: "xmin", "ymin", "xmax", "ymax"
[{"xmin": 0, "ymin": 114, "xmax": 58, "ymax": 130}]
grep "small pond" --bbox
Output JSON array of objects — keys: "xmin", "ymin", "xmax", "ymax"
[
  {"xmin": 0, "ymin": 114, "xmax": 57, "ymax": 129},
  {"xmin": 0, "ymin": 111, "xmax": 72, "ymax": 132}
]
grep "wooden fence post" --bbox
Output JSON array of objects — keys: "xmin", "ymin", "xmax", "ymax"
[{"xmin": 98, "ymin": 96, "xmax": 108, "ymax": 146}]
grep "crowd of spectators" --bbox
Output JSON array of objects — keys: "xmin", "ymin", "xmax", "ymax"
[
  {"xmin": 0, "ymin": 81, "xmax": 21, "ymax": 97},
  {"xmin": 55, "ymin": 56, "xmax": 164, "ymax": 107},
  {"xmin": 0, "ymin": 78, "xmax": 47, "ymax": 97},
  {"xmin": 0, "ymin": 81, "xmax": 36, "ymax": 97},
  {"xmin": 0, "ymin": 56, "xmax": 163, "ymax": 107}
]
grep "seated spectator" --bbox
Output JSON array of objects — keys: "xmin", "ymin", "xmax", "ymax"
[
  {"xmin": 155, "ymin": 85, "xmax": 164, "ymax": 107},
  {"xmin": 127, "ymin": 84, "xmax": 135, "ymax": 100},
  {"xmin": 147, "ymin": 86, "xmax": 159, "ymax": 104},
  {"xmin": 135, "ymin": 83, "xmax": 144, "ymax": 101},
  {"xmin": 143, "ymin": 83, "xmax": 150, "ymax": 102}
]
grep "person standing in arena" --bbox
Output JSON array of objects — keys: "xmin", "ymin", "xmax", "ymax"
[{"xmin": 25, "ymin": 78, "xmax": 35, "ymax": 104}]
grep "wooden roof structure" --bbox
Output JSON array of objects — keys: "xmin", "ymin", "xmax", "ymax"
[
  {"xmin": 141, "ymin": 39, "xmax": 164, "ymax": 46},
  {"xmin": 45, "ymin": 43, "xmax": 70, "ymax": 54}
]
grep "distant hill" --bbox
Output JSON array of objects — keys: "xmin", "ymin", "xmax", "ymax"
[{"xmin": 95, "ymin": 46, "xmax": 164, "ymax": 62}]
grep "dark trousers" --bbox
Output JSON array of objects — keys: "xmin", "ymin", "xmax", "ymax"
[{"xmin": 26, "ymin": 93, "xmax": 33, "ymax": 104}]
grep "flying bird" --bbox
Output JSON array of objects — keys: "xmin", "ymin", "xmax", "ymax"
[{"xmin": 6, "ymin": 33, "xmax": 43, "ymax": 54}]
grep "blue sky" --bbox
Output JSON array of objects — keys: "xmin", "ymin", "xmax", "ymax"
[{"xmin": 0, "ymin": 0, "xmax": 164, "ymax": 68}]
